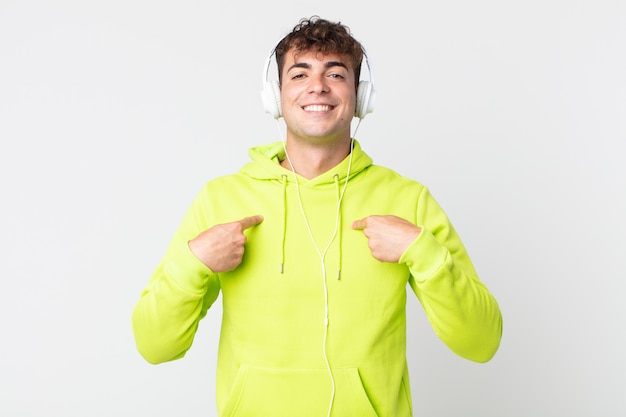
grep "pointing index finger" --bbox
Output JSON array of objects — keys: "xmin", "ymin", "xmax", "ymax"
[
  {"xmin": 351, "ymin": 217, "xmax": 367, "ymax": 230},
  {"xmin": 239, "ymin": 215, "xmax": 264, "ymax": 230}
]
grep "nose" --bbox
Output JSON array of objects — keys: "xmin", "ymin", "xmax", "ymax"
[{"xmin": 309, "ymin": 74, "xmax": 329, "ymax": 94}]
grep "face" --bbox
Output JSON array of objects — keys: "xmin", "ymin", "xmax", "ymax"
[{"xmin": 279, "ymin": 49, "xmax": 357, "ymax": 146}]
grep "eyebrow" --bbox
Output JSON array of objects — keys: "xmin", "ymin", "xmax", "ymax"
[{"xmin": 287, "ymin": 61, "xmax": 349, "ymax": 72}]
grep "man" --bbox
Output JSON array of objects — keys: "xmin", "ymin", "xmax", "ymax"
[{"xmin": 132, "ymin": 16, "xmax": 502, "ymax": 417}]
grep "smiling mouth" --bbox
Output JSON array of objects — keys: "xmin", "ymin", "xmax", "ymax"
[{"xmin": 302, "ymin": 104, "xmax": 333, "ymax": 112}]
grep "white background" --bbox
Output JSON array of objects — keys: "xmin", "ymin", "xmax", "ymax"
[{"xmin": 1, "ymin": 1, "xmax": 624, "ymax": 416}]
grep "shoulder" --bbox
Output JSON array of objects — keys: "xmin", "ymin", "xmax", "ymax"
[
  {"xmin": 189, "ymin": 172, "xmax": 253, "ymax": 203},
  {"xmin": 202, "ymin": 171, "xmax": 250, "ymax": 189},
  {"xmin": 363, "ymin": 164, "xmax": 428, "ymax": 190}
]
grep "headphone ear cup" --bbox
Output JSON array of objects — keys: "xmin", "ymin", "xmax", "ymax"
[
  {"xmin": 261, "ymin": 80, "xmax": 282, "ymax": 119},
  {"xmin": 355, "ymin": 80, "xmax": 375, "ymax": 119}
]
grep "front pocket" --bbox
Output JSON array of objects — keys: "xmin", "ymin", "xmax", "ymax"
[{"xmin": 221, "ymin": 365, "xmax": 379, "ymax": 417}]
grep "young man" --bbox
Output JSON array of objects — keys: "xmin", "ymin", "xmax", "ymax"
[{"xmin": 132, "ymin": 16, "xmax": 502, "ymax": 417}]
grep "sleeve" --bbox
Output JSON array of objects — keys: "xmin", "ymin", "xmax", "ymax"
[
  {"xmin": 401, "ymin": 186, "xmax": 503, "ymax": 363},
  {"xmin": 131, "ymin": 186, "xmax": 221, "ymax": 364}
]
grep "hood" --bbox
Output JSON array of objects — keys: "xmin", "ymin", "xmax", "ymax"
[{"xmin": 240, "ymin": 140, "xmax": 373, "ymax": 186}]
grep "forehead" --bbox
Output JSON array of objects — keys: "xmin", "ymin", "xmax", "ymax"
[{"xmin": 285, "ymin": 48, "xmax": 352, "ymax": 69}]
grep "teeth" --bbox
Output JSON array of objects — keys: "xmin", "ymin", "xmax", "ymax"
[{"xmin": 304, "ymin": 105, "xmax": 331, "ymax": 112}]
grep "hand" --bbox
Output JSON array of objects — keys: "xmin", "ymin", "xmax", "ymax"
[
  {"xmin": 351, "ymin": 215, "xmax": 421, "ymax": 263},
  {"xmin": 188, "ymin": 215, "xmax": 264, "ymax": 272}
]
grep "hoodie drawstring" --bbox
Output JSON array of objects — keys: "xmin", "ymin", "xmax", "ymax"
[
  {"xmin": 280, "ymin": 174, "xmax": 288, "ymax": 274},
  {"xmin": 279, "ymin": 138, "xmax": 354, "ymax": 278},
  {"xmin": 333, "ymin": 174, "xmax": 343, "ymax": 280}
]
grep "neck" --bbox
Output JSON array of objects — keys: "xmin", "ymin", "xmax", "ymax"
[{"xmin": 281, "ymin": 138, "xmax": 352, "ymax": 179}]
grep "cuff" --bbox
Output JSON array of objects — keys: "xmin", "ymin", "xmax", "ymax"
[
  {"xmin": 163, "ymin": 242, "xmax": 215, "ymax": 293},
  {"xmin": 399, "ymin": 227, "xmax": 448, "ymax": 283}
]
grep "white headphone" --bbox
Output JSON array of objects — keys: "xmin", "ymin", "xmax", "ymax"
[{"xmin": 261, "ymin": 42, "xmax": 376, "ymax": 120}]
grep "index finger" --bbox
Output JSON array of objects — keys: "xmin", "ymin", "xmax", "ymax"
[
  {"xmin": 351, "ymin": 217, "xmax": 368, "ymax": 230},
  {"xmin": 239, "ymin": 215, "xmax": 264, "ymax": 230}
]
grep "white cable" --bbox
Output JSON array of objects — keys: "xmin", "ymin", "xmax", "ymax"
[{"xmin": 274, "ymin": 120, "xmax": 355, "ymax": 417}]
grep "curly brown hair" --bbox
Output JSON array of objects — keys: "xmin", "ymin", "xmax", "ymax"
[{"xmin": 274, "ymin": 16, "xmax": 364, "ymax": 90}]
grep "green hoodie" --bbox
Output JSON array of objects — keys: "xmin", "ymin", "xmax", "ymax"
[{"xmin": 132, "ymin": 141, "xmax": 502, "ymax": 417}]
